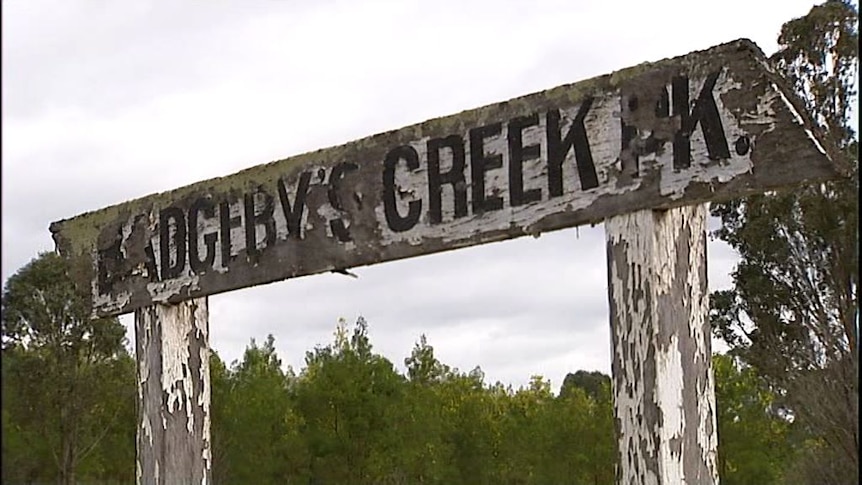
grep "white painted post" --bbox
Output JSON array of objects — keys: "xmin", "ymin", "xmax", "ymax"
[
  {"xmin": 605, "ymin": 205, "xmax": 718, "ymax": 484},
  {"xmin": 135, "ymin": 297, "xmax": 211, "ymax": 484}
]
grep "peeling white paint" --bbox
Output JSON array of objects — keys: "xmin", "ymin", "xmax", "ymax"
[
  {"xmin": 741, "ymin": 89, "xmax": 780, "ymax": 126},
  {"xmin": 94, "ymin": 283, "xmax": 132, "ymax": 315},
  {"xmin": 221, "ymin": 200, "xmax": 247, "ymax": 271},
  {"xmin": 658, "ymin": 71, "xmax": 754, "ymax": 199},
  {"xmin": 607, "ymin": 210, "xmax": 660, "ymax": 485},
  {"xmin": 197, "ymin": 309, "xmax": 212, "ymax": 474},
  {"xmin": 119, "ymin": 221, "xmax": 134, "ymax": 259},
  {"xmin": 606, "ymin": 205, "xmax": 717, "ymax": 484},
  {"xmin": 136, "ymin": 298, "xmax": 210, "ymax": 484},
  {"xmin": 375, "ymin": 69, "xmax": 793, "ymax": 245},
  {"xmin": 772, "ymin": 83, "xmax": 829, "ymax": 157},
  {"xmin": 772, "ymin": 82, "xmax": 809, "ymax": 127},
  {"xmin": 804, "ymin": 128, "xmax": 828, "ymax": 156},
  {"xmin": 377, "ymin": 95, "xmax": 638, "ymax": 246},
  {"xmin": 316, "ymin": 203, "xmax": 345, "ymax": 241},
  {"xmin": 656, "ymin": 334, "xmax": 685, "ymax": 484},
  {"xmin": 685, "ymin": 208, "xmax": 718, "ymax": 479},
  {"xmin": 146, "ymin": 272, "xmax": 200, "ymax": 303},
  {"xmin": 63, "ymin": 40, "xmax": 829, "ymax": 483},
  {"xmin": 138, "ymin": 314, "xmax": 154, "ymax": 446},
  {"xmin": 158, "ymin": 304, "xmax": 195, "ymax": 430}
]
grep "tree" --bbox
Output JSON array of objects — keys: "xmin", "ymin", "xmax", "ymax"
[
  {"xmin": 554, "ymin": 372, "xmax": 616, "ymax": 484},
  {"xmin": 208, "ymin": 350, "xmax": 235, "ymax": 484},
  {"xmin": 398, "ymin": 334, "xmax": 458, "ymax": 482},
  {"xmin": 559, "ymin": 370, "xmax": 611, "ymax": 402},
  {"xmin": 295, "ymin": 317, "xmax": 405, "ymax": 484},
  {"xmin": 1, "ymin": 252, "xmax": 135, "ymax": 484},
  {"xmin": 216, "ymin": 335, "xmax": 307, "ymax": 484},
  {"xmin": 405, "ymin": 334, "xmax": 451, "ymax": 385},
  {"xmin": 710, "ymin": 1, "xmax": 858, "ymax": 482},
  {"xmin": 433, "ymin": 366, "xmax": 499, "ymax": 484},
  {"xmin": 713, "ymin": 354, "xmax": 794, "ymax": 484}
]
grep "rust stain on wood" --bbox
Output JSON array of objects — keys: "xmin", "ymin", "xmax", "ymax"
[{"xmin": 50, "ymin": 39, "xmax": 846, "ymax": 317}]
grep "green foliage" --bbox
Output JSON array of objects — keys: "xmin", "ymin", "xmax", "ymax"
[
  {"xmin": 208, "ymin": 350, "xmax": 231, "ymax": 484},
  {"xmin": 713, "ymin": 354, "xmax": 794, "ymax": 484},
  {"xmin": 711, "ymin": 1, "xmax": 858, "ymax": 482},
  {"xmin": 219, "ymin": 335, "xmax": 306, "ymax": 483},
  {"xmin": 772, "ymin": 0, "xmax": 858, "ymax": 143},
  {"xmin": 291, "ymin": 317, "xmax": 405, "ymax": 483},
  {"xmin": 202, "ymin": 319, "xmax": 619, "ymax": 485},
  {"xmin": 560, "ymin": 370, "xmax": 611, "ymax": 402},
  {"xmin": 405, "ymin": 333, "xmax": 450, "ymax": 384},
  {"xmin": 1, "ymin": 252, "xmax": 135, "ymax": 484}
]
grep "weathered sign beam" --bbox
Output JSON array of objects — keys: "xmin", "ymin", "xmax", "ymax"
[
  {"xmin": 135, "ymin": 297, "xmax": 210, "ymax": 484},
  {"xmin": 606, "ymin": 205, "xmax": 716, "ymax": 484},
  {"xmin": 50, "ymin": 38, "xmax": 845, "ymax": 317}
]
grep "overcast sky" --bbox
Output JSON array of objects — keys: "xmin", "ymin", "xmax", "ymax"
[{"xmin": 2, "ymin": 0, "xmax": 825, "ymax": 391}]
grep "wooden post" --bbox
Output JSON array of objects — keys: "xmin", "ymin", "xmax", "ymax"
[
  {"xmin": 135, "ymin": 297, "xmax": 211, "ymax": 484},
  {"xmin": 605, "ymin": 205, "xmax": 718, "ymax": 484}
]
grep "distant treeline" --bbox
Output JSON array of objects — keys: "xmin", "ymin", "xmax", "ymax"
[{"xmin": 3, "ymin": 311, "xmax": 796, "ymax": 484}]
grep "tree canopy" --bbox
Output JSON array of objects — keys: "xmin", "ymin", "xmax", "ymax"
[
  {"xmin": 710, "ymin": 1, "xmax": 858, "ymax": 482},
  {"xmin": 2, "ymin": 253, "xmax": 136, "ymax": 485}
]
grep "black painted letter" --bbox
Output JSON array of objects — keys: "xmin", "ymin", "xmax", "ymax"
[
  {"xmin": 383, "ymin": 145, "xmax": 422, "ymax": 232},
  {"xmin": 159, "ymin": 206, "xmax": 187, "ymax": 280},
  {"xmin": 427, "ymin": 135, "xmax": 467, "ymax": 224},
  {"xmin": 469, "ymin": 123, "xmax": 504, "ymax": 214},
  {"xmin": 508, "ymin": 113, "xmax": 542, "ymax": 206},
  {"xmin": 277, "ymin": 172, "xmax": 312, "ymax": 239},
  {"xmin": 96, "ymin": 226, "xmax": 124, "ymax": 294},
  {"xmin": 188, "ymin": 198, "xmax": 217, "ymax": 274},
  {"xmin": 244, "ymin": 189, "xmax": 276, "ymax": 260},
  {"xmin": 672, "ymin": 72, "xmax": 730, "ymax": 169},
  {"xmin": 219, "ymin": 201, "xmax": 242, "ymax": 268},
  {"xmin": 547, "ymin": 98, "xmax": 598, "ymax": 196}
]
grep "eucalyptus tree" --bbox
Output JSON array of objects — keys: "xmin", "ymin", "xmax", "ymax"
[{"xmin": 710, "ymin": 1, "xmax": 858, "ymax": 481}]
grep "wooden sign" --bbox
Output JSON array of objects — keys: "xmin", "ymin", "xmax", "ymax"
[{"xmin": 50, "ymin": 39, "xmax": 846, "ymax": 317}]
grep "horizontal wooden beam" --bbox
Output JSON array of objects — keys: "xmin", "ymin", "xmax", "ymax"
[{"xmin": 50, "ymin": 39, "xmax": 846, "ymax": 317}]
